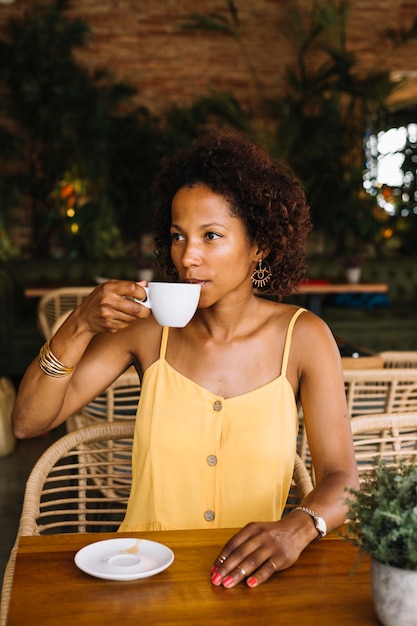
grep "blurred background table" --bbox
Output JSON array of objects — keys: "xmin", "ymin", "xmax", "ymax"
[{"xmin": 297, "ymin": 281, "xmax": 389, "ymax": 316}]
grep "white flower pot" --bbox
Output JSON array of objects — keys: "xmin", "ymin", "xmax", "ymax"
[
  {"xmin": 371, "ymin": 559, "xmax": 417, "ymax": 626},
  {"xmin": 345, "ymin": 266, "xmax": 361, "ymax": 284}
]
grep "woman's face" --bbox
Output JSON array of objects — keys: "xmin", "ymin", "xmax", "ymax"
[{"xmin": 170, "ymin": 184, "xmax": 259, "ymax": 308}]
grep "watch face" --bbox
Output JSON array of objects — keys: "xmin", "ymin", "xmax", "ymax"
[{"xmin": 316, "ymin": 516, "xmax": 327, "ymax": 536}]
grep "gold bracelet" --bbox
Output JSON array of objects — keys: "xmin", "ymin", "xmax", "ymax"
[{"xmin": 38, "ymin": 339, "xmax": 75, "ymax": 378}]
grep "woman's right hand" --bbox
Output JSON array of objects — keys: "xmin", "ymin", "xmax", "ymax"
[{"xmin": 70, "ymin": 279, "xmax": 152, "ymax": 335}]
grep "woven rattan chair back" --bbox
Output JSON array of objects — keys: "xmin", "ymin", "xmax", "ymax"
[
  {"xmin": 344, "ymin": 368, "xmax": 417, "ymax": 416},
  {"xmin": 1, "ymin": 422, "xmax": 134, "ymax": 626},
  {"xmin": 37, "ymin": 287, "xmax": 95, "ymax": 339},
  {"xmin": 17, "ymin": 422, "xmax": 134, "ymax": 536},
  {"xmin": 66, "ymin": 369, "xmax": 140, "ymax": 498},
  {"xmin": 380, "ymin": 351, "xmax": 417, "ymax": 369},
  {"xmin": 350, "ymin": 412, "xmax": 417, "ymax": 477},
  {"xmin": 297, "ymin": 368, "xmax": 417, "ymax": 472},
  {"xmin": 67, "ymin": 368, "xmax": 141, "ymax": 432},
  {"xmin": 285, "ymin": 452, "xmax": 314, "ymax": 512}
]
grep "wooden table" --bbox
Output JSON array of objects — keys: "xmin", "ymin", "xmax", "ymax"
[
  {"xmin": 341, "ymin": 354, "xmax": 384, "ymax": 369},
  {"xmin": 6, "ymin": 529, "xmax": 378, "ymax": 626},
  {"xmin": 296, "ymin": 282, "xmax": 389, "ymax": 316},
  {"xmin": 24, "ymin": 286, "xmax": 55, "ymax": 298}
]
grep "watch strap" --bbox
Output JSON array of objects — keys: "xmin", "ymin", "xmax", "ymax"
[{"xmin": 292, "ymin": 506, "xmax": 327, "ymax": 540}]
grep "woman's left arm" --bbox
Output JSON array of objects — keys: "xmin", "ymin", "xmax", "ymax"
[{"xmin": 211, "ymin": 312, "xmax": 359, "ymax": 588}]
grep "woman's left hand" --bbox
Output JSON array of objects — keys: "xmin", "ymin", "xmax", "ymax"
[{"xmin": 210, "ymin": 519, "xmax": 307, "ymax": 588}]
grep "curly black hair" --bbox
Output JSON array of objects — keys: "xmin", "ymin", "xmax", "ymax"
[{"xmin": 152, "ymin": 131, "xmax": 312, "ymax": 298}]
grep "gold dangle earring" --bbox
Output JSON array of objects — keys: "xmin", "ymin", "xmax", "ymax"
[{"xmin": 251, "ymin": 259, "xmax": 272, "ymax": 288}]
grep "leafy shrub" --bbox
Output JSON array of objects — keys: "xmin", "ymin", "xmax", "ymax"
[{"xmin": 346, "ymin": 458, "xmax": 417, "ymax": 570}]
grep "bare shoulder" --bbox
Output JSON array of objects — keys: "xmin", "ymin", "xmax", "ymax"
[
  {"xmin": 291, "ymin": 307, "xmax": 336, "ymax": 343},
  {"xmin": 289, "ymin": 307, "xmax": 342, "ymax": 373}
]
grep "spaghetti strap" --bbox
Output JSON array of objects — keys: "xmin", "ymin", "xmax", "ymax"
[
  {"xmin": 281, "ymin": 308, "xmax": 306, "ymax": 377},
  {"xmin": 159, "ymin": 326, "xmax": 170, "ymax": 359}
]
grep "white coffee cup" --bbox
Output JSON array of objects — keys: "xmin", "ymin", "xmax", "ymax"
[{"xmin": 136, "ymin": 282, "xmax": 201, "ymax": 327}]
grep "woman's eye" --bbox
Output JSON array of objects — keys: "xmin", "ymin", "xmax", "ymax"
[
  {"xmin": 170, "ymin": 232, "xmax": 184, "ymax": 242},
  {"xmin": 205, "ymin": 232, "xmax": 221, "ymax": 241}
]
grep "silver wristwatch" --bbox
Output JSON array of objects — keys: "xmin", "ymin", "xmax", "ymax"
[{"xmin": 293, "ymin": 506, "xmax": 327, "ymax": 540}]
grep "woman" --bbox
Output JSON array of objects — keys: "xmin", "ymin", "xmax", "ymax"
[{"xmin": 12, "ymin": 132, "xmax": 358, "ymax": 588}]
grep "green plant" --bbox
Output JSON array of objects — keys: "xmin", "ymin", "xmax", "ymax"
[
  {"xmin": 0, "ymin": 0, "xmax": 93, "ymax": 256},
  {"xmin": 346, "ymin": 457, "xmax": 417, "ymax": 570},
  {"xmin": 268, "ymin": 1, "xmax": 399, "ymax": 254},
  {"xmin": 0, "ymin": 229, "xmax": 19, "ymax": 261},
  {"xmin": 0, "ymin": 0, "xmax": 168, "ymax": 259}
]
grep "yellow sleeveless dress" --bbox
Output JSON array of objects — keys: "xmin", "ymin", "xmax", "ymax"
[{"xmin": 119, "ymin": 308, "xmax": 305, "ymax": 531}]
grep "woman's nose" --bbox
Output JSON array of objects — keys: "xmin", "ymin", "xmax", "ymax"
[{"xmin": 180, "ymin": 241, "xmax": 201, "ymax": 268}]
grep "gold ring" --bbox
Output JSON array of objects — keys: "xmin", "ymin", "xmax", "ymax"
[
  {"xmin": 269, "ymin": 559, "xmax": 277, "ymax": 572},
  {"xmin": 238, "ymin": 566, "xmax": 246, "ymax": 577}
]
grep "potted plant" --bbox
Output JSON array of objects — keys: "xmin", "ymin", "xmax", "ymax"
[
  {"xmin": 345, "ymin": 457, "xmax": 417, "ymax": 626},
  {"xmin": 342, "ymin": 252, "xmax": 364, "ymax": 283}
]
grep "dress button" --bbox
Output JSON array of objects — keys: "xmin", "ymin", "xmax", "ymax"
[
  {"xmin": 207, "ymin": 455, "xmax": 217, "ymax": 466},
  {"xmin": 204, "ymin": 510, "xmax": 215, "ymax": 522},
  {"xmin": 213, "ymin": 400, "xmax": 223, "ymax": 411}
]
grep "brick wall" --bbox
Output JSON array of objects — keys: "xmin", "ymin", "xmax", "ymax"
[{"xmin": 1, "ymin": 0, "xmax": 417, "ymax": 115}]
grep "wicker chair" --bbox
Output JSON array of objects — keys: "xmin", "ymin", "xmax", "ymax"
[
  {"xmin": 0, "ymin": 422, "xmax": 312, "ymax": 626},
  {"xmin": 344, "ymin": 368, "xmax": 417, "ymax": 416},
  {"xmin": 380, "ymin": 351, "xmax": 417, "ymax": 369},
  {"xmin": 66, "ymin": 369, "xmax": 140, "ymax": 497},
  {"xmin": 297, "ymin": 368, "xmax": 417, "ymax": 471},
  {"xmin": 37, "ymin": 287, "xmax": 95, "ymax": 339},
  {"xmin": 350, "ymin": 412, "xmax": 417, "ymax": 477},
  {"xmin": 285, "ymin": 452, "xmax": 314, "ymax": 512},
  {"xmin": 67, "ymin": 367, "xmax": 141, "ymax": 432},
  {"xmin": 0, "ymin": 422, "xmax": 134, "ymax": 626}
]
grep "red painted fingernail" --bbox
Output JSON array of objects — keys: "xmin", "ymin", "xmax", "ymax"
[
  {"xmin": 210, "ymin": 565, "xmax": 218, "ymax": 576},
  {"xmin": 211, "ymin": 573, "xmax": 222, "ymax": 585},
  {"xmin": 247, "ymin": 577, "xmax": 257, "ymax": 587},
  {"xmin": 222, "ymin": 576, "xmax": 234, "ymax": 587}
]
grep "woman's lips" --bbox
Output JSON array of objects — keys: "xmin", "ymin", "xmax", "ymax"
[{"xmin": 186, "ymin": 278, "xmax": 207, "ymax": 286}]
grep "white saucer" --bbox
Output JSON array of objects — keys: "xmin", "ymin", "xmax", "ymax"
[{"xmin": 74, "ymin": 537, "xmax": 174, "ymax": 581}]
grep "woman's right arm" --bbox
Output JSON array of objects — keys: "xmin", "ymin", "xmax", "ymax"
[{"xmin": 12, "ymin": 280, "xmax": 151, "ymax": 439}]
